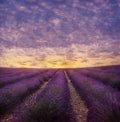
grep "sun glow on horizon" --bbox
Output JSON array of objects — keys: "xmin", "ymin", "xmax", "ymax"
[
  {"xmin": 1, "ymin": 53, "xmax": 120, "ymax": 68},
  {"xmin": 0, "ymin": 0, "xmax": 119, "ymax": 68}
]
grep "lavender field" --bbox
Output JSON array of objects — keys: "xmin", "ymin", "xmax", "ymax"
[{"xmin": 0, "ymin": 65, "xmax": 120, "ymax": 122}]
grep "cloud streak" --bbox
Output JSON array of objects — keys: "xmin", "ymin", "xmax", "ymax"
[{"xmin": 0, "ymin": 0, "xmax": 120, "ymax": 68}]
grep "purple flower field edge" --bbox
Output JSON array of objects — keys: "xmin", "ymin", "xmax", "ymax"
[
  {"xmin": 67, "ymin": 70, "xmax": 120, "ymax": 122},
  {"xmin": 0, "ymin": 69, "xmax": 50, "ymax": 88},
  {"xmin": 0, "ymin": 69, "xmax": 57, "ymax": 115},
  {"xmin": 76, "ymin": 67, "xmax": 120, "ymax": 90},
  {"xmin": 0, "ymin": 66, "xmax": 119, "ymax": 122},
  {"xmin": 24, "ymin": 70, "xmax": 76, "ymax": 122}
]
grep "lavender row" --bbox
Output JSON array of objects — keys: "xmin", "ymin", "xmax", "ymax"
[
  {"xmin": 0, "ymin": 68, "xmax": 39, "ymax": 77},
  {"xmin": 67, "ymin": 70, "xmax": 120, "ymax": 122},
  {"xmin": 81, "ymin": 65, "xmax": 120, "ymax": 75},
  {"xmin": 0, "ymin": 70, "xmax": 45, "ymax": 82},
  {"xmin": 0, "ymin": 68, "xmax": 27, "ymax": 76},
  {"xmin": 24, "ymin": 70, "xmax": 71, "ymax": 122},
  {"xmin": 92, "ymin": 65, "xmax": 120, "ymax": 75},
  {"xmin": 77, "ymin": 68, "xmax": 120, "ymax": 90},
  {"xmin": 0, "ymin": 69, "xmax": 48, "ymax": 88},
  {"xmin": 0, "ymin": 70, "xmax": 57, "ymax": 114},
  {"xmin": 0, "ymin": 68, "xmax": 46, "ymax": 81}
]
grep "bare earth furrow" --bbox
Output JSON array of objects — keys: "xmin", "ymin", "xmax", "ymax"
[
  {"xmin": 65, "ymin": 71, "xmax": 88, "ymax": 122},
  {"xmin": 0, "ymin": 80, "xmax": 49, "ymax": 122}
]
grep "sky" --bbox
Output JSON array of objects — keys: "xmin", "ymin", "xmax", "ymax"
[{"xmin": 0, "ymin": 0, "xmax": 120, "ymax": 68}]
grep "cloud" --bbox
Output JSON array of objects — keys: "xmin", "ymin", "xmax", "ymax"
[{"xmin": 0, "ymin": 0, "xmax": 120, "ymax": 68}]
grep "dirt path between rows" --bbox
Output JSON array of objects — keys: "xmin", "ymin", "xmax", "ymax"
[
  {"xmin": 1, "ymin": 71, "xmax": 88, "ymax": 122},
  {"xmin": 64, "ymin": 71, "xmax": 88, "ymax": 122},
  {"xmin": 0, "ymin": 80, "xmax": 49, "ymax": 122}
]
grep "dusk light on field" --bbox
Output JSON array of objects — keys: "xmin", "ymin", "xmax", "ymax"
[{"xmin": 0, "ymin": 1, "xmax": 120, "ymax": 121}]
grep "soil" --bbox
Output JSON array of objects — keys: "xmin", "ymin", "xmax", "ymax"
[{"xmin": 65, "ymin": 71, "xmax": 88, "ymax": 122}]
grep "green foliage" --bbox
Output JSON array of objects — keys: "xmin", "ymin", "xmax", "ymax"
[
  {"xmin": 47, "ymin": 85, "xmax": 62, "ymax": 94},
  {"xmin": 0, "ymin": 101, "xmax": 6, "ymax": 113},
  {"xmin": 2, "ymin": 92, "xmax": 14, "ymax": 103},
  {"xmin": 0, "ymin": 92, "xmax": 13, "ymax": 113},
  {"xmin": 27, "ymin": 101, "xmax": 62, "ymax": 122},
  {"xmin": 83, "ymin": 80, "xmax": 90, "ymax": 86},
  {"xmin": 101, "ymin": 77, "xmax": 110, "ymax": 84},
  {"xmin": 113, "ymin": 81, "xmax": 120, "ymax": 90},
  {"xmin": 0, "ymin": 82, "xmax": 4, "ymax": 87},
  {"xmin": 94, "ymin": 90, "xmax": 106, "ymax": 99}
]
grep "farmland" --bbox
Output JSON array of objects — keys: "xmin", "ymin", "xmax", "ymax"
[{"xmin": 0, "ymin": 65, "xmax": 120, "ymax": 122}]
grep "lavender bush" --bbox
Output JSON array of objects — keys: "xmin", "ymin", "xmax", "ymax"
[
  {"xmin": 77, "ymin": 68, "xmax": 120, "ymax": 90},
  {"xmin": 67, "ymin": 70, "xmax": 120, "ymax": 122},
  {"xmin": 0, "ymin": 69, "xmax": 48, "ymax": 88},
  {"xmin": 26, "ymin": 70, "xmax": 72, "ymax": 122},
  {"xmin": 0, "ymin": 70, "xmax": 56, "ymax": 114}
]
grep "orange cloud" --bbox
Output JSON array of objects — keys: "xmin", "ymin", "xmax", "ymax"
[{"xmin": 0, "ymin": 44, "xmax": 120, "ymax": 68}]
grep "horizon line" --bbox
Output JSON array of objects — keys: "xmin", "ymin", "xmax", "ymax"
[{"xmin": 0, "ymin": 64, "xmax": 120, "ymax": 69}]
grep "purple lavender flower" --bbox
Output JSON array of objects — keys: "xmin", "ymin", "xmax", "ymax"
[
  {"xmin": 26, "ymin": 70, "xmax": 71, "ymax": 122},
  {"xmin": 0, "ymin": 70, "xmax": 56, "ymax": 114},
  {"xmin": 67, "ymin": 69, "xmax": 120, "ymax": 122}
]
